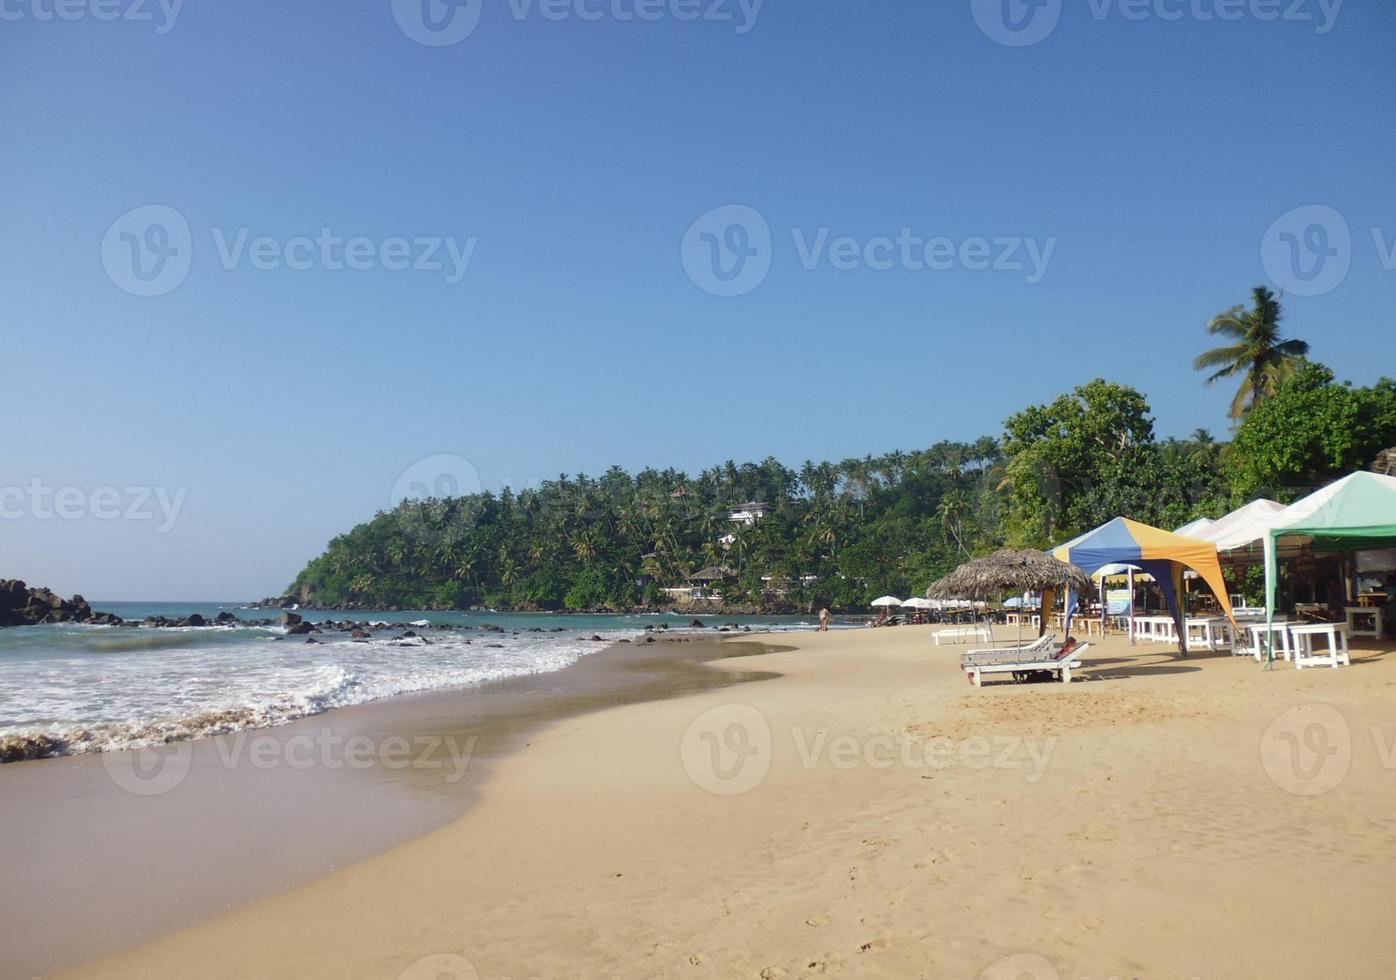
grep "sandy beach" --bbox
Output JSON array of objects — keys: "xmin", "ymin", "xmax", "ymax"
[
  {"xmin": 41, "ymin": 624, "xmax": 1396, "ymax": 979},
  {"xmin": 0, "ymin": 636, "xmax": 776, "ymax": 979}
]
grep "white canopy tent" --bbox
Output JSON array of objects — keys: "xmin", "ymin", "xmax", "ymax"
[{"xmin": 1195, "ymin": 499, "xmax": 1290, "ymax": 554}]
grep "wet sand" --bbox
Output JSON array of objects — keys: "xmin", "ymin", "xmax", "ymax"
[{"xmin": 0, "ymin": 637, "xmax": 779, "ymax": 979}]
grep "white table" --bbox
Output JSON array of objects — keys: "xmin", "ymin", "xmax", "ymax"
[
  {"xmin": 1247, "ymin": 622, "xmax": 1292, "ymax": 663},
  {"xmin": 1134, "ymin": 615, "xmax": 1176, "ymax": 644},
  {"xmin": 933, "ymin": 626, "xmax": 993, "ymax": 646},
  {"xmin": 1185, "ymin": 617, "xmax": 1234, "ymax": 652},
  {"xmin": 1288, "ymin": 622, "xmax": 1351, "ymax": 670},
  {"xmin": 1345, "ymin": 606, "xmax": 1383, "ymax": 639}
]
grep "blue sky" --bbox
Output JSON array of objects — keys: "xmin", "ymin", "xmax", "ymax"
[{"xmin": 2, "ymin": 0, "xmax": 1393, "ymax": 600}]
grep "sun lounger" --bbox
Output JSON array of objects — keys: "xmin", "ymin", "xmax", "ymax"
[
  {"xmin": 960, "ymin": 633, "xmax": 1055, "ymax": 668},
  {"xmin": 933, "ymin": 626, "xmax": 993, "ymax": 646},
  {"xmin": 962, "ymin": 640, "xmax": 1089, "ymax": 687}
]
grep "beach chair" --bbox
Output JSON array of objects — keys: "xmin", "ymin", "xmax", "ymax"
[
  {"xmin": 960, "ymin": 633, "xmax": 1055, "ymax": 668},
  {"xmin": 962, "ymin": 639, "xmax": 1089, "ymax": 688}
]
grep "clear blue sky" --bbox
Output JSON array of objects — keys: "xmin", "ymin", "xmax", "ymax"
[{"xmin": 2, "ymin": 1, "xmax": 1393, "ymax": 600}]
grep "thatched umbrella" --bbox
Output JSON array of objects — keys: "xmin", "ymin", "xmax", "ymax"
[
  {"xmin": 927, "ymin": 550, "xmax": 1091, "ymax": 642},
  {"xmin": 927, "ymin": 550, "xmax": 1090, "ymax": 599}
]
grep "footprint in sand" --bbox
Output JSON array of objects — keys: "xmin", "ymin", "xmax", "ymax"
[
  {"xmin": 805, "ymin": 914, "xmax": 828, "ymax": 928},
  {"xmin": 760, "ymin": 968, "xmax": 787, "ymax": 979},
  {"xmin": 913, "ymin": 848, "xmax": 952, "ymax": 871}
]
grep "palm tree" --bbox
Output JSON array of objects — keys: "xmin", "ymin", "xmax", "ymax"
[{"xmin": 1194, "ymin": 287, "xmax": 1310, "ymax": 421}]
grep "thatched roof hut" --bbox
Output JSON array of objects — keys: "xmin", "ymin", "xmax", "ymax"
[
  {"xmin": 926, "ymin": 549, "xmax": 1090, "ymax": 599},
  {"xmin": 1373, "ymin": 448, "xmax": 1396, "ymax": 478},
  {"xmin": 688, "ymin": 566, "xmax": 731, "ymax": 584}
]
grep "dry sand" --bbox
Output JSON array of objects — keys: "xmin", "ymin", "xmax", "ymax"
[{"xmin": 60, "ymin": 626, "xmax": 1396, "ymax": 979}]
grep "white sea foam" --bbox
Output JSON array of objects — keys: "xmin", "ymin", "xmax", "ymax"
[{"xmin": 0, "ymin": 627, "xmax": 635, "ymax": 758}]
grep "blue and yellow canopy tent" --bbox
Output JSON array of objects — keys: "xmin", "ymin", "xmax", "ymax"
[{"xmin": 1052, "ymin": 517, "xmax": 1237, "ymax": 654}]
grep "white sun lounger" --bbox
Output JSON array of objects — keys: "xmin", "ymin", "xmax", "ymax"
[
  {"xmin": 962, "ymin": 641, "xmax": 1089, "ymax": 688},
  {"xmin": 960, "ymin": 633, "xmax": 1055, "ymax": 668},
  {"xmin": 933, "ymin": 626, "xmax": 993, "ymax": 646}
]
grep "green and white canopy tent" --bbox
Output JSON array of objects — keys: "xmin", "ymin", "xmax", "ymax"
[{"xmin": 1263, "ymin": 471, "xmax": 1396, "ymax": 661}]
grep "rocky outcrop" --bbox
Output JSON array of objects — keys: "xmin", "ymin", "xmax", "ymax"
[
  {"xmin": 0, "ymin": 580, "xmax": 122, "ymax": 628},
  {"xmin": 246, "ymin": 595, "xmax": 301, "ymax": 610}
]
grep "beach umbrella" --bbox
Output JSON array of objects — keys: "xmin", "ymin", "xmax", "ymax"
[
  {"xmin": 927, "ymin": 549, "xmax": 1091, "ymax": 644},
  {"xmin": 927, "ymin": 550, "xmax": 1089, "ymax": 600},
  {"xmin": 870, "ymin": 595, "xmax": 903, "ymax": 608},
  {"xmin": 901, "ymin": 597, "xmax": 932, "ymax": 609}
]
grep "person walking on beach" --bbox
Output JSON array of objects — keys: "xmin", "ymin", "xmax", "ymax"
[{"xmin": 818, "ymin": 605, "xmax": 830, "ymax": 632}]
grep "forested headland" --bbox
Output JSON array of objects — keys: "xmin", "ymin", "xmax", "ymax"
[{"xmin": 289, "ymin": 288, "xmax": 1395, "ymax": 614}]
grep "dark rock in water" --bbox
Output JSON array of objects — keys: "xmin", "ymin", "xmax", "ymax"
[
  {"xmin": 350, "ymin": 629, "xmax": 370, "ymax": 640},
  {"xmin": 617, "ymin": 638, "xmax": 631, "ymax": 644},
  {"xmin": 0, "ymin": 579, "xmax": 120, "ymax": 628},
  {"xmin": 285, "ymin": 622, "xmax": 315, "ymax": 635},
  {"xmin": 590, "ymin": 634, "xmax": 604, "ymax": 641},
  {"xmin": 186, "ymin": 613, "xmax": 207, "ymax": 627},
  {"xmin": 279, "ymin": 612, "xmax": 303, "ymax": 627},
  {"xmin": 215, "ymin": 611, "xmax": 236, "ymax": 624},
  {"xmin": 644, "ymin": 636, "xmax": 656, "ymax": 644},
  {"xmin": 305, "ymin": 636, "xmax": 319, "ymax": 644},
  {"xmin": 690, "ymin": 619, "xmax": 705, "ymax": 628}
]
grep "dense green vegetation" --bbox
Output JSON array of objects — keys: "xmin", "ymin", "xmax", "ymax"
[{"xmin": 290, "ymin": 290, "xmax": 1396, "ymax": 612}]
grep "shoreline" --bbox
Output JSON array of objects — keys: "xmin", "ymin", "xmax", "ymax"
[
  {"xmin": 0, "ymin": 635, "xmax": 783, "ymax": 980},
  {"xmin": 52, "ymin": 624, "xmax": 1396, "ymax": 979}
]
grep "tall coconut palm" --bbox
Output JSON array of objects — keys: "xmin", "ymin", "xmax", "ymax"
[{"xmin": 1194, "ymin": 286, "xmax": 1310, "ymax": 421}]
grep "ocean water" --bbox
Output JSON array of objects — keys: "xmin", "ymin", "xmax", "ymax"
[{"xmin": 0, "ymin": 603, "xmax": 827, "ymax": 757}]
